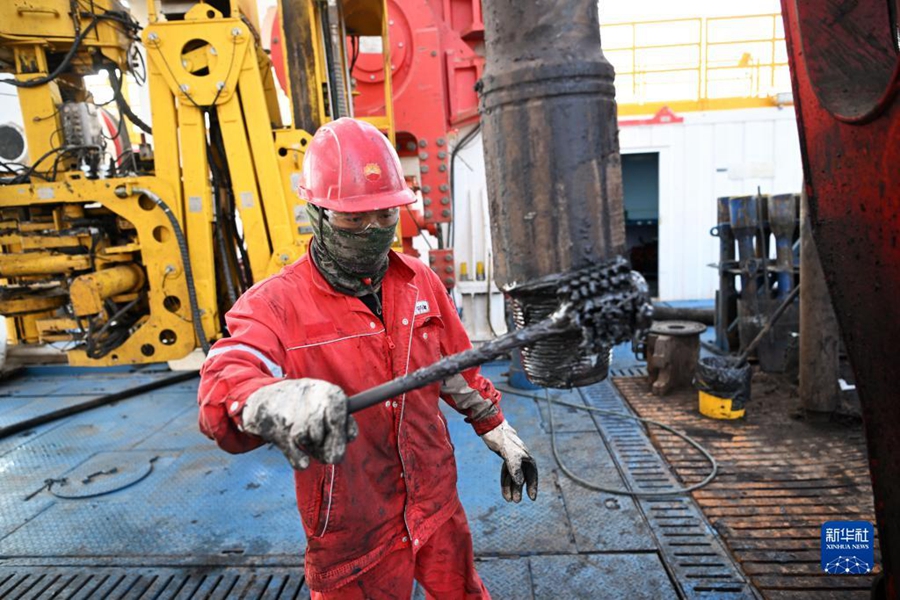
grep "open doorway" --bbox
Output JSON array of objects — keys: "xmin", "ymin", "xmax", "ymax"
[{"xmin": 621, "ymin": 152, "xmax": 659, "ymax": 297}]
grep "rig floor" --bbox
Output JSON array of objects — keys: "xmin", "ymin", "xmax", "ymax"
[{"xmin": 0, "ymin": 325, "xmax": 873, "ymax": 599}]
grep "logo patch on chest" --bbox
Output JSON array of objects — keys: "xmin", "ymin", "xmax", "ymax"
[{"xmin": 415, "ymin": 300, "xmax": 430, "ymax": 315}]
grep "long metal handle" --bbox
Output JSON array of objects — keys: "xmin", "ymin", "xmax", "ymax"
[
  {"xmin": 737, "ymin": 284, "xmax": 800, "ymax": 364},
  {"xmin": 346, "ymin": 316, "xmax": 570, "ymax": 414}
]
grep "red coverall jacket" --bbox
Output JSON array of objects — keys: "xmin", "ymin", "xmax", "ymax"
[{"xmin": 197, "ymin": 251, "xmax": 505, "ymax": 591}]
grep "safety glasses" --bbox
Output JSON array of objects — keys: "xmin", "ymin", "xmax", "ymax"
[{"xmin": 324, "ymin": 208, "xmax": 400, "ymax": 233}]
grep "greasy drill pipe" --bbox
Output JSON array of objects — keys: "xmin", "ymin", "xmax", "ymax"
[
  {"xmin": 348, "ymin": 260, "xmax": 651, "ymax": 414},
  {"xmin": 478, "ymin": 0, "xmax": 627, "ymax": 388}
]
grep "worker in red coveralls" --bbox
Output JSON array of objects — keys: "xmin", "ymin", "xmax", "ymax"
[{"xmin": 198, "ymin": 118, "xmax": 538, "ymax": 599}]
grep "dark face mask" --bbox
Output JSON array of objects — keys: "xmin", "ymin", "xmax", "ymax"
[{"xmin": 307, "ymin": 204, "xmax": 396, "ymax": 295}]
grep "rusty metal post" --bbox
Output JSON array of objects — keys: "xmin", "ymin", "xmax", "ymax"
[
  {"xmin": 646, "ymin": 321, "xmax": 706, "ymax": 396},
  {"xmin": 781, "ymin": 2, "xmax": 900, "ymax": 595},
  {"xmin": 714, "ymin": 196, "xmax": 738, "ymax": 351},
  {"xmin": 280, "ymin": 0, "xmax": 323, "ymax": 132},
  {"xmin": 799, "ymin": 190, "xmax": 840, "ymax": 413},
  {"xmin": 478, "ymin": 0, "xmax": 627, "ymax": 388},
  {"xmin": 729, "ymin": 195, "xmax": 762, "ymax": 353}
]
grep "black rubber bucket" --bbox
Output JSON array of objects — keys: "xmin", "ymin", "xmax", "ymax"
[{"xmin": 694, "ymin": 356, "xmax": 751, "ymax": 419}]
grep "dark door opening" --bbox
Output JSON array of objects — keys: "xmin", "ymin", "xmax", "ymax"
[{"xmin": 622, "ymin": 152, "xmax": 659, "ymax": 297}]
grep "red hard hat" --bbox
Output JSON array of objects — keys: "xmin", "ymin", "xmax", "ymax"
[{"xmin": 298, "ymin": 118, "xmax": 416, "ymax": 212}]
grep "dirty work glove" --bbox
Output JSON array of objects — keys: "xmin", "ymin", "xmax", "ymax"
[
  {"xmin": 242, "ymin": 379, "xmax": 358, "ymax": 471},
  {"xmin": 480, "ymin": 420, "xmax": 538, "ymax": 503}
]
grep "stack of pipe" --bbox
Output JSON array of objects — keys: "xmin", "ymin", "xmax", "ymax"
[{"xmin": 713, "ymin": 193, "xmax": 800, "ymax": 372}]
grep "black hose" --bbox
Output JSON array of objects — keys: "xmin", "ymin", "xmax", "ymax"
[
  {"xmin": 2, "ymin": 144, "xmax": 98, "ymax": 185},
  {"xmin": 206, "ymin": 137, "xmax": 239, "ymax": 309},
  {"xmin": 0, "ymin": 370, "xmax": 198, "ymax": 439},
  {"xmin": 208, "ymin": 114, "xmax": 253, "ymax": 289},
  {"xmin": 129, "ymin": 186, "xmax": 211, "ymax": 353},
  {"xmin": 319, "ymin": 2, "xmax": 348, "ymax": 118},
  {"xmin": 108, "ymin": 66, "xmax": 152, "ymax": 135},
  {"xmin": 2, "ymin": 17, "xmax": 103, "ymax": 88},
  {"xmin": 86, "ymin": 297, "xmax": 141, "ymax": 359},
  {"xmin": 2, "ymin": 12, "xmax": 137, "ymax": 88}
]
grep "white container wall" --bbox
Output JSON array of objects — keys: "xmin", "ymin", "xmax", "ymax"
[
  {"xmin": 451, "ymin": 106, "xmax": 804, "ymax": 338},
  {"xmin": 449, "ymin": 126, "xmax": 507, "ymax": 342},
  {"xmin": 619, "ymin": 106, "xmax": 803, "ymax": 300}
]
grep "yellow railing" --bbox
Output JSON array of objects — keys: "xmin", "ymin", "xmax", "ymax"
[{"xmin": 602, "ymin": 13, "xmax": 791, "ymax": 116}]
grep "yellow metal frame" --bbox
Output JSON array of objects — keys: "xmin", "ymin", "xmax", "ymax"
[
  {"xmin": 604, "ymin": 13, "xmax": 790, "ymax": 115},
  {"xmin": 0, "ymin": 176, "xmax": 195, "ymax": 365},
  {"xmin": 0, "ymin": 0, "xmax": 398, "ymax": 365}
]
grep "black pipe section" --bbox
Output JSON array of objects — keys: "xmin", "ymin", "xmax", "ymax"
[
  {"xmin": 478, "ymin": 0, "xmax": 628, "ymax": 388},
  {"xmin": 729, "ymin": 195, "xmax": 762, "ymax": 353},
  {"xmin": 714, "ymin": 196, "xmax": 738, "ymax": 350},
  {"xmin": 479, "ymin": 0, "xmax": 625, "ymax": 285},
  {"xmin": 348, "ymin": 316, "xmax": 571, "ymax": 414}
]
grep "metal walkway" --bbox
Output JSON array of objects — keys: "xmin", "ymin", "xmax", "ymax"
[
  {"xmin": 0, "ymin": 362, "xmax": 756, "ymax": 599},
  {"xmin": 616, "ymin": 375, "xmax": 878, "ymax": 599}
]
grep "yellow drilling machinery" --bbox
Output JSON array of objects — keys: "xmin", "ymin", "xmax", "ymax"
[{"xmin": 0, "ymin": 0, "xmax": 396, "ymax": 366}]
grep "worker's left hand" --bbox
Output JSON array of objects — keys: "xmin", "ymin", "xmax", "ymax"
[{"xmin": 480, "ymin": 420, "xmax": 538, "ymax": 503}]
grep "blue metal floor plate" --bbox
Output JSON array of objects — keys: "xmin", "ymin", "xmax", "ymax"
[{"xmin": 0, "ymin": 357, "xmax": 752, "ymax": 599}]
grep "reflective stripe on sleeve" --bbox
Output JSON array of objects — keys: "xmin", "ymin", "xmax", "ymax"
[
  {"xmin": 206, "ymin": 343, "xmax": 285, "ymax": 378},
  {"xmin": 441, "ymin": 373, "xmax": 497, "ymax": 422}
]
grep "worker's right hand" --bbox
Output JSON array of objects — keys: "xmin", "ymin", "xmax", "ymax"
[{"xmin": 241, "ymin": 379, "xmax": 358, "ymax": 470}]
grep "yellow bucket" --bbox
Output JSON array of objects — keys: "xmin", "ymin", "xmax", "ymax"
[{"xmin": 698, "ymin": 390, "xmax": 746, "ymax": 420}]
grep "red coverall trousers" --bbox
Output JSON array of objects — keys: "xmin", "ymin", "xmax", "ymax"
[
  {"xmin": 310, "ymin": 502, "xmax": 488, "ymax": 599},
  {"xmin": 198, "ymin": 251, "xmax": 503, "ymax": 596}
]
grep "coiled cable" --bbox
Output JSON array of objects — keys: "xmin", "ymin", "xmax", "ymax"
[{"xmin": 495, "ymin": 384, "xmax": 718, "ymax": 497}]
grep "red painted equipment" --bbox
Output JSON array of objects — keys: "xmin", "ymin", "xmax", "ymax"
[
  {"xmin": 781, "ymin": 2, "xmax": 899, "ymax": 597},
  {"xmin": 298, "ymin": 118, "xmax": 415, "ymax": 212},
  {"xmin": 269, "ymin": 1, "xmax": 483, "ymax": 227},
  {"xmin": 428, "ymin": 248, "xmax": 456, "ymax": 288},
  {"xmin": 350, "ymin": 0, "xmax": 482, "ymax": 227},
  {"xmin": 619, "ymin": 106, "xmax": 684, "ymax": 127},
  {"xmin": 398, "ymin": 203, "xmax": 438, "ymax": 258}
]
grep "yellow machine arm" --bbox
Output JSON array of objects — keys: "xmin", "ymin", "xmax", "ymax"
[{"xmin": 0, "ymin": 0, "xmax": 396, "ymax": 366}]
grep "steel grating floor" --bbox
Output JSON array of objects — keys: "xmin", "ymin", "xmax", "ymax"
[
  {"xmin": 0, "ymin": 360, "xmax": 757, "ymax": 599},
  {"xmin": 614, "ymin": 375, "xmax": 879, "ymax": 599}
]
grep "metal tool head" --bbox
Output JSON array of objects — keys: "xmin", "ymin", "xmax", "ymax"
[
  {"xmin": 507, "ymin": 257, "xmax": 653, "ymax": 388},
  {"xmin": 768, "ymin": 193, "xmax": 799, "ymax": 239}
]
